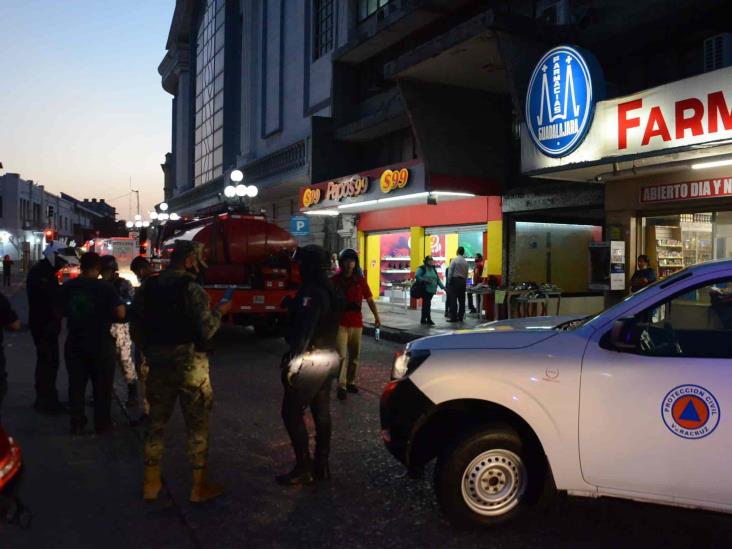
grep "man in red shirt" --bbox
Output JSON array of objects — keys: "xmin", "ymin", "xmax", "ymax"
[{"xmin": 331, "ymin": 249, "xmax": 381, "ymax": 400}]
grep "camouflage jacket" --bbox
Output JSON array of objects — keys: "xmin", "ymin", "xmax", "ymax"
[{"xmin": 130, "ymin": 269, "xmax": 221, "ymax": 355}]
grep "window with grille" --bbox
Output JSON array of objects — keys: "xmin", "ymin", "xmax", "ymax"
[
  {"xmin": 313, "ymin": 0, "xmax": 334, "ymax": 60},
  {"xmin": 357, "ymin": 0, "xmax": 393, "ymax": 23},
  {"xmin": 194, "ymin": 0, "xmax": 226, "ymax": 186}
]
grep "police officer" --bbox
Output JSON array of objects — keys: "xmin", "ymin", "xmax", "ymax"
[
  {"xmin": 26, "ymin": 241, "xmax": 78, "ymax": 414},
  {"xmin": 131, "ymin": 240, "xmax": 231, "ymax": 503},
  {"xmin": 277, "ymin": 245, "xmax": 340, "ymax": 486}
]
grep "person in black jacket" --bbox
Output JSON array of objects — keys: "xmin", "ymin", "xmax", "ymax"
[
  {"xmin": 26, "ymin": 242, "xmax": 78, "ymax": 414},
  {"xmin": 277, "ymin": 245, "xmax": 340, "ymax": 486},
  {"xmin": 59, "ymin": 252, "xmax": 125, "ymax": 435},
  {"xmin": 0, "ymin": 291, "xmax": 22, "ymax": 419}
]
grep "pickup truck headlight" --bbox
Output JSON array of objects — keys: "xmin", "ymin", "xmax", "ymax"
[{"xmin": 391, "ymin": 349, "xmax": 430, "ymax": 380}]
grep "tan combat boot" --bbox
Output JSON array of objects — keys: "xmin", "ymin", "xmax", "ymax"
[
  {"xmin": 190, "ymin": 467, "xmax": 224, "ymax": 503},
  {"xmin": 143, "ymin": 464, "xmax": 162, "ymax": 501}
]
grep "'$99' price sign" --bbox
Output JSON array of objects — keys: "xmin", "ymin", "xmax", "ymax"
[{"xmin": 380, "ymin": 168, "xmax": 409, "ymax": 194}]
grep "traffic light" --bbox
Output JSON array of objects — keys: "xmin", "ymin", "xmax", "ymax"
[{"xmin": 44, "ymin": 229, "xmax": 55, "ymax": 243}]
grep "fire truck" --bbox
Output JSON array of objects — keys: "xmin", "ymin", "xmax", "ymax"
[{"xmin": 157, "ymin": 211, "xmax": 299, "ymax": 335}]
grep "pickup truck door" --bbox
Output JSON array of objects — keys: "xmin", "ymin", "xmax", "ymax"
[{"xmin": 579, "ymin": 276, "xmax": 732, "ymax": 505}]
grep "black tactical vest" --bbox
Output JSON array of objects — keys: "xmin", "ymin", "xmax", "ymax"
[{"xmin": 142, "ymin": 275, "xmax": 197, "ymax": 346}]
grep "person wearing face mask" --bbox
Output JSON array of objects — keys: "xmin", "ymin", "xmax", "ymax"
[{"xmin": 132, "ymin": 240, "xmax": 231, "ymax": 503}]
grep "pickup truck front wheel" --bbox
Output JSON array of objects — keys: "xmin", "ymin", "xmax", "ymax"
[{"xmin": 434, "ymin": 424, "xmax": 543, "ymax": 527}]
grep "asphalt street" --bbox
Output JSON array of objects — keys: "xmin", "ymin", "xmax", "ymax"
[{"xmin": 1, "ymin": 282, "xmax": 732, "ymax": 548}]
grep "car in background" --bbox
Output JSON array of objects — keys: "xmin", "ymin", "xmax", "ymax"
[{"xmin": 0, "ymin": 424, "xmax": 31, "ymax": 528}]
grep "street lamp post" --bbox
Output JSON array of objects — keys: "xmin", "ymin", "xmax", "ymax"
[{"xmin": 223, "ymin": 169, "xmax": 258, "ymax": 209}]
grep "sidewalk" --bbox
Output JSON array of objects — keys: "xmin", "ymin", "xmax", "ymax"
[{"xmin": 362, "ymin": 301, "xmax": 487, "ymax": 344}]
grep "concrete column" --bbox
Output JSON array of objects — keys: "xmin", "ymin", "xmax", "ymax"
[
  {"xmin": 175, "ymin": 68, "xmax": 193, "ymax": 193},
  {"xmin": 409, "ymin": 226, "xmax": 425, "ymax": 274}
]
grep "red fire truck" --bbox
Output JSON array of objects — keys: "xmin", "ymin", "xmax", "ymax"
[{"xmin": 157, "ymin": 211, "xmax": 299, "ymax": 335}]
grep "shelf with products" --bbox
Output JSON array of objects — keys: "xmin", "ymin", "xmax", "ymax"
[
  {"xmin": 659, "ymin": 265, "xmax": 684, "ymax": 277},
  {"xmin": 646, "ymin": 225, "xmax": 685, "ymax": 279},
  {"xmin": 382, "ymin": 269, "xmax": 411, "ymax": 274}
]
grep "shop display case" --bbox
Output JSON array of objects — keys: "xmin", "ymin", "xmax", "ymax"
[
  {"xmin": 680, "ymin": 214, "xmax": 713, "ymax": 267},
  {"xmin": 646, "ymin": 225, "xmax": 685, "ymax": 278},
  {"xmin": 378, "ymin": 233, "xmax": 411, "ymax": 301},
  {"xmin": 645, "ymin": 215, "xmax": 715, "ymax": 279}
]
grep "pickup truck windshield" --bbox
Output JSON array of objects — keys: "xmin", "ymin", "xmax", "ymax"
[{"xmin": 560, "ymin": 268, "xmax": 695, "ymax": 331}]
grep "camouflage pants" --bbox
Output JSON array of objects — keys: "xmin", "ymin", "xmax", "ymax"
[
  {"xmin": 143, "ymin": 346, "xmax": 213, "ymax": 468},
  {"xmin": 137, "ymin": 353, "xmax": 150, "ymax": 415},
  {"xmin": 110, "ymin": 323, "xmax": 137, "ymax": 384}
]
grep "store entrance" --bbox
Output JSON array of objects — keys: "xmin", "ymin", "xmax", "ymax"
[
  {"xmin": 640, "ymin": 211, "xmax": 732, "ymax": 278},
  {"xmin": 362, "ymin": 225, "xmax": 487, "ymax": 312},
  {"xmin": 424, "ymin": 226, "xmax": 485, "ymax": 311}
]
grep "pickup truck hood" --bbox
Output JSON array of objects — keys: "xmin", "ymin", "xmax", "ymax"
[{"xmin": 409, "ymin": 315, "xmax": 584, "ymax": 351}]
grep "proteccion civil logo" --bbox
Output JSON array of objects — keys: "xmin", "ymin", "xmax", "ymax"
[
  {"xmin": 525, "ymin": 45, "xmax": 600, "ymax": 158},
  {"xmin": 661, "ymin": 384, "xmax": 720, "ymax": 440}
]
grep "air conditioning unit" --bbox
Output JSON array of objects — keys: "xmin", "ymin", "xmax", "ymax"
[
  {"xmin": 537, "ymin": 0, "xmax": 571, "ymax": 26},
  {"xmin": 704, "ymin": 33, "xmax": 732, "ymax": 72}
]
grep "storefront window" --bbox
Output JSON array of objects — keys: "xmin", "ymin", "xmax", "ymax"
[
  {"xmin": 363, "ymin": 226, "xmax": 486, "ymax": 307},
  {"xmin": 513, "ymin": 222, "xmax": 603, "ymax": 293},
  {"xmin": 424, "ymin": 228, "xmax": 486, "ymax": 306},
  {"xmin": 641, "ymin": 212, "xmax": 732, "ymax": 279},
  {"xmin": 364, "ymin": 231, "xmax": 411, "ymax": 302}
]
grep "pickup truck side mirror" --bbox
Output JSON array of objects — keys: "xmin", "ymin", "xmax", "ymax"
[{"xmin": 610, "ymin": 317, "xmax": 641, "ymax": 352}]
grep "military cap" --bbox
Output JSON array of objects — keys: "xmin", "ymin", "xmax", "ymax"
[{"xmin": 172, "ymin": 240, "xmax": 208, "ymax": 270}]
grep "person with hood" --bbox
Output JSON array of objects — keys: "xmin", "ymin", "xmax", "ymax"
[
  {"xmin": 277, "ymin": 245, "xmax": 340, "ymax": 486},
  {"xmin": 26, "ymin": 241, "xmax": 78, "ymax": 414},
  {"xmin": 100, "ymin": 255, "xmax": 139, "ymax": 408},
  {"xmin": 331, "ymin": 248, "xmax": 380, "ymax": 401},
  {"xmin": 132, "ymin": 240, "xmax": 230, "ymax": 503},
  {"xmin": 415, "ymin": 256, "xmax": 445, "ymax": 326}
]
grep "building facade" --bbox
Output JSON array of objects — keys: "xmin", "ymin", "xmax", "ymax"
[
  {"xmin": 159, "ymin": 0, "xmax": 347, "ymax": 245},
  {"xmin": 160, "ymin": 0, "xmax": 732, "ymax": 313},
  {"xmin": 0, "ymin": 172, "xmax": 116, "ymax": 265}
]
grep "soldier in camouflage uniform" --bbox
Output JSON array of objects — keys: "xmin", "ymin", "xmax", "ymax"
[{"xmin": 131, "ymin": 240, "xmax": 231, "ymax": 503}]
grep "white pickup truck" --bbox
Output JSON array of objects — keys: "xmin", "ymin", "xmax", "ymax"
[{"xmin": 380, "ymin": 259, "xmax": 732, "ymax": 527}]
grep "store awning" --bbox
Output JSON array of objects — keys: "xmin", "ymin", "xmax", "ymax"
[{"xmin": 299, "ymin": 161, "xmax": 495, "ymax": 216}]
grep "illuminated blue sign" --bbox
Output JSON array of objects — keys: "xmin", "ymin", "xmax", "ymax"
[{"xmin": 525, "ymin": 45, "xmax": 603, "ymax": 158}]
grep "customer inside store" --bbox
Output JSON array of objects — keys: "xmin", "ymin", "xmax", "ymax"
[{"xmin": 630, "ymin": 254, "xmax": 657, "ymax": 293}]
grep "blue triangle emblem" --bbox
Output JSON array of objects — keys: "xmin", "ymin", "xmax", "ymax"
[{"xmin": 680, "ymin": 400, "xmax": 701, "ymax": 422}]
